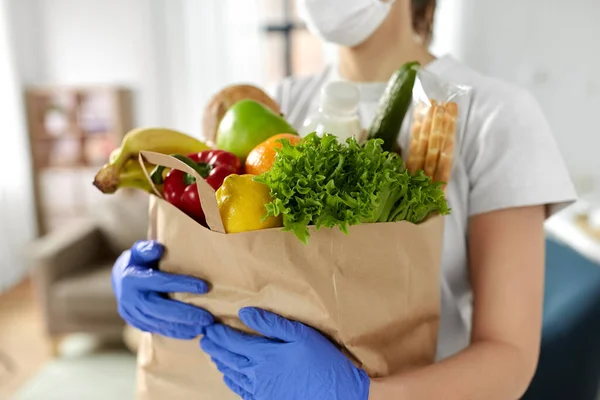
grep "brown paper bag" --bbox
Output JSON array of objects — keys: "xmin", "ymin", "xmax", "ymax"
[{"xmin": 135, "ymin": 151, "xmax": 445, "ymax": 400}]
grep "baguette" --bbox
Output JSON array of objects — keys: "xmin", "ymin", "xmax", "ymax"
[
  {"xmin": 433, "ymin": 102, "xmax": 458, "ymax": 187},
  {"xmin": 407, "ymin": 100, "xmax": 436, "ymax": 173},
  {"xmin": 424, "ymin": 105, "xmax": 446, "ymax": 177}
]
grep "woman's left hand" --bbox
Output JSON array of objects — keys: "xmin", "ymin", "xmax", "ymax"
[{"xmin": 201, "ymin": 307, "xmax": 370, "ymax": 400}]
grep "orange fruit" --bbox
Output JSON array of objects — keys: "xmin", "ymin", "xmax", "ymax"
[{"xmin": 245, "ymin": 133, "xmax": 301, "ymax": 175}]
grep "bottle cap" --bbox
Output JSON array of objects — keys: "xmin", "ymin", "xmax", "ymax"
[{"xmin": 319, "ymin": 81, "xmax": 360, "ymax": 116}]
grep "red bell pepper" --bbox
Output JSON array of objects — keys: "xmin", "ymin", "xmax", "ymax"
[
  {"xmin": 194, "ymin": 150, "xmax": 242, "ymax": 189},
  {"xmin": 152, "ymin": 150, "xmax": 241, "ymax": 224}
]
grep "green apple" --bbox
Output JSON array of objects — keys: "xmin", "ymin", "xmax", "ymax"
[{"xmin": 216, "ymin": 99, "xmax": 297, "ymax": 162}]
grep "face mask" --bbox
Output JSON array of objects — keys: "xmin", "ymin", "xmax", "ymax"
[{"xmin": 296, "ymin": 0, "xmax": 395, "ymax": 47}]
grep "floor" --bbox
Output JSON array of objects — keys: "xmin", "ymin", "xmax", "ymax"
[
  {"xmin": 0, "ymin": 279, "xmax": 50, "ymax": 399},
  {"xmin": 0, "ymin": 279, "xmax": 138, "ymax": 399},
  {"xmin": 11, "ymin": 344, "xmax": 136, "ymax": 400}
]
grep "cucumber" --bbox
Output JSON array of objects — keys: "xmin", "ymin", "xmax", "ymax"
[{"xmin": 367, "ymin": 61, "xmax": 420, "ymax": 152}]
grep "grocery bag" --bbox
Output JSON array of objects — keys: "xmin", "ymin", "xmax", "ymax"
[{"xmin": 135, "ymin": 151, "xmax": 445, "ymax": 400}]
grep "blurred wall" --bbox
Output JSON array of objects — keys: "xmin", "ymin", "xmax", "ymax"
[
  {"xmin": 9, "ymin": 0, "xmax": 271, "ymax": 137},
  {"xmin": 8, "ymin": 0, "xmax": 44, "ymax": 83},
  {"xmin": 449, "ymin": 0, "xmax": 600, "ymax": 192},
  {"xmin": 1, "ymin": 0, "xmax": 36, "ymax": 292},
  {"xmin": 40, "ymin": 0, "xmax": 169, "ymax": 127},
  {"xmin": 10, "ymin": 0, "xmax": 169, "ymax": 127},
  {"xmin": 157, "ymin": 0, "xmax": 264, "ymax": 137}
]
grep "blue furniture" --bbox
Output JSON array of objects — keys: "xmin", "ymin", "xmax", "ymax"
[{"xmin": 523, "ymin": 237, "xmax": 600, "ymax": 400}]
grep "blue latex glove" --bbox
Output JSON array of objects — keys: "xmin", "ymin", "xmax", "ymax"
[
  {"xmin": 111, "ymin": 240, "xmax": 214, "ymax": 339},
  {"xmin": 201, "ymin": 307, "xmax": 370, "ymax": 400}
]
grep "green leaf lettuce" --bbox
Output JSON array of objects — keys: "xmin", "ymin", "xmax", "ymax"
[{"xmin": 253, "ymin": 133, "xmax": 450, "ymax": 243}]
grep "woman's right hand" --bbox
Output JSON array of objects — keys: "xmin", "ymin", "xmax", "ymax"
[{"xmin": 111, "ymin": 240, "xmax": 214, "ymax": 339}]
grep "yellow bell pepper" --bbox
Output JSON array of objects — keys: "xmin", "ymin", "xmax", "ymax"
[{"xmin": 216, "ymin": 174, "xmax": 282, "ymax": 233}]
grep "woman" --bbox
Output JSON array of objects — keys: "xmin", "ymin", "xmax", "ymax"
[{"xmin": 112, "ymin": 0, "xmax": 578, "ymax": 398}]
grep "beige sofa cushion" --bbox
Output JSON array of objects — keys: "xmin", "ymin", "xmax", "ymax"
[
  {"xmin": 53, "ymin": 263, "xmax": 120, "ymax": 322},
  {"xmin": 90, "ymin": 190, "xmax": 149, "ymax": 255}
]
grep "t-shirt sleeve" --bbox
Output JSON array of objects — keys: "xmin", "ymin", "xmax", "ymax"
[
  {"xmin": 265, "ymin": 77, "xmax": 294, "ymax": 117},
  {"xmin": 464, "ymin": 89, "xmax": 578, "ymax": 219}
]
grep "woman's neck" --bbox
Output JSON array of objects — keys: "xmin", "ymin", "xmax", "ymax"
[{"xmin": 338, "ymin": 40, "xmax": 434, "ymax": 83}]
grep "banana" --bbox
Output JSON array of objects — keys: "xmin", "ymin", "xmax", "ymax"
[
  {"xmin": 94, "ymin": 127, "xmax": 211, "ymax": 193},
  {"xmin": 119, "ymin": 179, "xmax": 153, "ymax": 192},
  {"xmin": 109, "ymin": 147, "xmax": 121, "ymax": 163},
  {"xmin": 118, "ymin": 173, "xmax": 155, "ymax": 193},
  {"xmin": 98, "ymin": 159, "xmax": 155, "ymax": 194}
]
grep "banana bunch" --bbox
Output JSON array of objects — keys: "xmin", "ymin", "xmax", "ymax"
[
  {"xmin": 94, "ymin": 127, "xmax": 211, "ymax": 194},
  {"xmin": 101, "ymin": 159, "xmax": 154, "ymax": 194}
]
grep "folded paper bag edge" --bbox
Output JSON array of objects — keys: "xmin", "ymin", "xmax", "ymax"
[{"xmin": 138, "ymin": 150, "xmax": 225, "ymax": 233}]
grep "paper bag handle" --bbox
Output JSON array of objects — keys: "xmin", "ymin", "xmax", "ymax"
[{"xmin": 138, "ymin": 151, "xmax": 226, "ymax": 234}]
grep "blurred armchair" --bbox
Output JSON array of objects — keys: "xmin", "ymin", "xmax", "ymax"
[{"xmin": 26, "ymin": 191, "xmax": 149, "ymax": 355}]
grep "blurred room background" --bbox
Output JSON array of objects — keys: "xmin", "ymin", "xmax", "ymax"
[{"xmin": 0, "ymin": 0, "xmax": 599, "ymax": 399}]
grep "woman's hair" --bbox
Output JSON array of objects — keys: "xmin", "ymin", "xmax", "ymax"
[{"xmin": 411, "ymin": 0, "xmax": 437, "ymax": 43}]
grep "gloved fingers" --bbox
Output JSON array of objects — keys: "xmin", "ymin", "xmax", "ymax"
[
  {"xmin": 212, "ymin": 358, "xmax": 254, "ymax": 394},
  {"xmin": 139, "ymin": 292, "xmax": 214, "ymax": 326},
  {"xmin": 153, "ymin": 328, "xmax": 200, "ymax": 340},
  {"xmin": 239, "ymin": 307, "xmax": 305, "ymax": 342},
  {"xmin": 223, "ymin": 376, "xmax": 255, "ymax": 400},
  {"xmin": 200, "ymin": 336, "xmax": 253, "ymax": 372},
  {"xmin": 204, "ymin": 324, "xmax": 271, "ymax": 357},
  {"xmin": 132, "ymin": 268, "xmax": 210, "ymax": 294},
  {"xmin": 113, "ymin": 250, "xmax": 131, "ymax": 272},
  {"xmin": 120, "ymin": 308, "xmax": 161, "ymax": 334},
  {"xmin": 130, "ymin": 240, "xmax": 164, "ymax": 267},
  {"xmin": 122, "ymin": 308, "xmax": 198, "ymax": 340},
  {"xmin": 149, "ymin": 321, "xmax": 202, "ymax": 340},
  {"xmin": 154, "ymin": 328, "xmax": 199, "ymax": 340},
  {"xmin": 128, "ymin": 306, "xmax": 204, "ymax": 340}
]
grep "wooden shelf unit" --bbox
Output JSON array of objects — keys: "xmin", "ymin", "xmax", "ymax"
[{"xmin": 24, "ymin": 85, "xmax": 134, "ymax": 236}]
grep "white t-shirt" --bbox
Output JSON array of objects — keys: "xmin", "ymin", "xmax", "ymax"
[{"xmin": 271, "ymin": 54, "xmax": 578, "ymax": 360}]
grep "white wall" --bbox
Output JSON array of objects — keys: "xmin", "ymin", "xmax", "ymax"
[
  {"xmin": 0, "ymin": 0, "xmax": 36, "ymax": 292},
  {"xmin": 33, "ymin": 0, "xmax": 167, "ymax": 127},
  {"xmin": 455, "ymin": 0, "xmax": 600, "ymax": 191},
  {"xmin": 25, "ymin": 0, "xmax": 267, "ymax": 137},
  {"xmin": 158, "ymin": 0, "xmax": 264, "ymax": 137},
  {"xmin": 430, "ymin": 0, "xmax": 465, "ymax": 58},
  {"xmin": 7, "ymin": 0, "xmax": 45, "ymax": 82}
]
